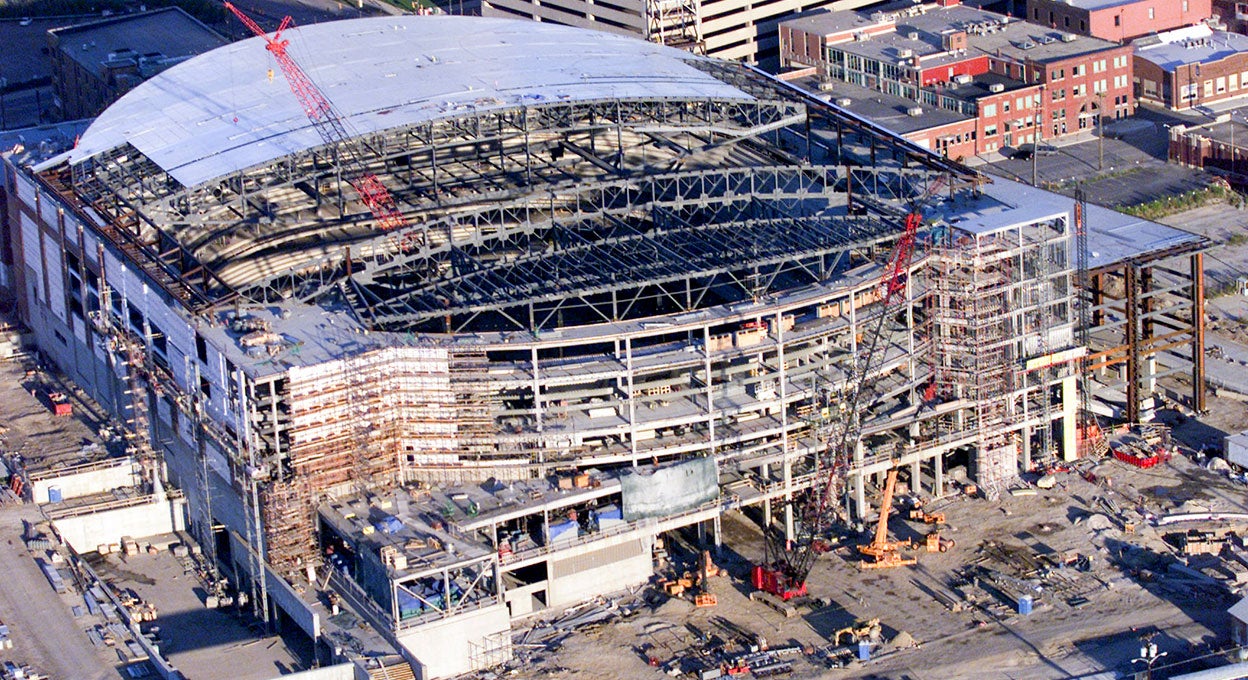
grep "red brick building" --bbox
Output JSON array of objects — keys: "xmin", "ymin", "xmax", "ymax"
[
  {"xmin": 780, "ymin": 0, "xmax": 1133, "ymax": 160},
  {"xmin": 1025, "ymin": 0, "xmax": 1211, "ymax": 43},
  {"xmin": 1134, "ymin": 25, "xmax": 1248, "ymax": 110}
]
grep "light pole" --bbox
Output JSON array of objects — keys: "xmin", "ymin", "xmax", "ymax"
[
  {"xmin": 1097, "ymin": 91, "xmax": 1105, "ymax": 171},
  {"xmin": 1131, "ymin": 636, "xmax": 1167, "ymax": 680}
]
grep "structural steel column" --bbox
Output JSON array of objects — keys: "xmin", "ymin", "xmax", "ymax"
[
  {"xmin": 1192, "ymin": 253, "xmax": 1207, "ymax": 412},
  {"xmin": 1125, "ymin": 264, "xmax": 1140, "ymax": 423}
]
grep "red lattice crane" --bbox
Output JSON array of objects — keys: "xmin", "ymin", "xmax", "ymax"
[
  {"xmin": 224, "ymin": 3, "xmax": 406, "ymax": 231},
  {"xmin": 751, "ymin": 173, "xmax": 946, "ymax": 600}
]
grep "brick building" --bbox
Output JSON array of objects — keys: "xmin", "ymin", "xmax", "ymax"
[
  {"xmin": 780, "ymin": 0, "xmax": 1133, "ymax": 160},
  {"xmin": 1025, "ymin": 0, "xmax": 1211, "ymax": 43},
  {"xmin": 1212, "ymin": 0, "xmax": 1248, "ymax": 35},
  {"xmin": 48, "ymin": 8, "xmax": 226, "ymax": 120},
  {"xmin": 1134, "ymin": 24, "xmax": 1248, "ymax": 110}
]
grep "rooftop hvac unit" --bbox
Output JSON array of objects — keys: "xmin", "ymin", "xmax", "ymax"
[
  {"xmin": 908, "ymin": 31, "xmax": 920, "ymax": 40},
  {"xmin": 953, "ymin": 73, "xmax": 973, "ymax": 85},
  {"xmin": 989, "ymin": 82, "xmax": 1006, "ymax": 93},
  {"xmin": 818, "ymin": 80, "xmax": 836, "ymax": 91},
  {"xmin": 836, "ymin": 97, "xmax": 853, "ymax": 107},
  {"xmin": 907, "ymin": 106, "xmax": 924, "ymax": 117},
  {"xmin": 855, "ymin": 31, "xmax": 869, "ymax": 41},
  {"xmin": 899, "ymin": 48, "xmax": 913, "ymax": 58},
  {"xmin": 1061, "ymin": 33, "xmax": 1078, "ymax": 42}
]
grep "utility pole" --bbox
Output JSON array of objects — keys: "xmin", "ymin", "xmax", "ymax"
[{"xmin": 1032, "ymin": 88, "xmax": 1041, "ymax": 186}]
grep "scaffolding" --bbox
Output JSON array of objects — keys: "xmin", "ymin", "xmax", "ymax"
[
  {"xmin": 930, "ymin": 233, "xmax": 1018, "ymax": 498},
  {"xmin": 647, "ymin": 0, "xmax": 703, "ymax": 53}
]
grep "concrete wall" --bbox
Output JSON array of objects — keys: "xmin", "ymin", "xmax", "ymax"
[
  {"xmin": 396, "ymin": 603, "xmax": 511, "ymax": 680},
  {"xmin": 547, "ymin": 538, "xmax": 651, "ymax": 607},
  {"xmin": 262, "ymin": 662, "xmax": 357, "ymax": 680},
  {"xmin": 52, "ymin": 496, "xmax": 187, "ymax": 551},
  {"xmin": 32, "ymin": 458, "xmax": 140, "ymax": 504}
]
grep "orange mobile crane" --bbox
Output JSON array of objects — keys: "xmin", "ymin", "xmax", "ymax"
[
  {"xmin": 857, "ymin": 467, "xmax": 916, "ymax": 569},
  {"xmin": 751, "ymin": 174, "xmax": 946, "ymax": 599},
  {"xmin": 224, "ymin": 3, "xmax": 407, "ymax": 233}
]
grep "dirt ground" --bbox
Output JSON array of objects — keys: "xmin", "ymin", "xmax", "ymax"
[{"xmin": 506, "ymin": 444, "xmax": 1248, "ymax": 679}]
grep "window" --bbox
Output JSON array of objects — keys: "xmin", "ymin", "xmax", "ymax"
[
  {"xmin": 1183, "ymin": 0, "xmax": 1189, "ymax": 11},
  {"xmin": 1205, "ymin": 80, "xmax": 1214, "ymax": 98},
  {"xmin": 1052, "ymin": 88, "xmax": 1065, "ymax": 101},
  {"xmin": 1064, "ymin": 16, "xmax": 1070, "ymax": 27},
  {"xmin": 1148, "ymin": 7, "xmax": 1155, "ymax": 19},
  {"xmin": 1233, "ymin": 73, "xmax": 1239, "ymax": 91},
  {"xmin": 1073, "ymin": 64, "xmax": 1085, "ymax": 76},
  {"xmin": 1034, "ymin": 8, "xmax": 1040, "ymax": 19},
  {"xmin": 1003, "ymin": 100, "xmax": 1011, "ymax": 113},
  {"xmin": 983, "ymin": 103, "xmax": 997, "ymax": 117},
  {"xmin": 984, "ymin": 124, "xmax": 997, "ymax": 136},
  {"xmin": 1114, "ymin": 14, "xmax": 1121, "ymax": 26},
  {"xmin": 1081, "ymin": 20, "xmax": 1087, "ymax": 31},
  {"xmin": 1051, "ymin": 68, "xmax": 1065, "ymax": 80},
  {"xmin": 1218, "ymin": 76, "xmax": 1227, "ymax": 94}
]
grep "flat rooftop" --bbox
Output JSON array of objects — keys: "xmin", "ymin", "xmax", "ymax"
[
  {"xmin": 49, "ymin": 8, "xmax": 226, "ymax": 79},
  {"xmin": 321, "ymin": 469, "xmax": 623, "ymax": 575},
  {"xmin": 935, "ymin": 177, "xmax": 1208, "ymax": 266},
  {"xmin": 782, "ymin": 2, "xmax": 1122, "ymax": 72},
  {"xmin": 54, "ymin": 16, "xmax": 754, "ymax": 189},
  {"xmin": 786, "ymin": 75, "xmax": 972, "ymax": 134},
  {"xmin": 1134, "ymin": 25, "xmax": 1248, "ymax": 72}
]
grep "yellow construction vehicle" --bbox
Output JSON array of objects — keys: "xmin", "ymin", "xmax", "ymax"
[
  {"xmin": 907, "ymin": 498, "xmax": 945, "ymax": 524},
  {"xmin": 924, "ymin": 532, "xmax": 955, "ymax": 553},
  {"xmin": 833, "ymin": 618, "xmax": 881, "ymax": 646},
  {"xmin": 857, "ymin": 467, "xmax": 916, "ymax": 569}
]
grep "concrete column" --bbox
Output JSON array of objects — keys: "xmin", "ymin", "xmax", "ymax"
[
  {"xmin": 762, "ymin": 462, "xmax": 772, "ymax": 528},
  {"xmin": 1021, "ymin": 424, "xmax": 1031, "ymax": 473},
  {"xmin": 853, "ymin": 472, "xmax": 866, "ymax": 521},
  {"xmin": 1061, "ymin": 375, "xmax": 1078, "ymax": 462},
  {"xmin": 713, "ymin": 515, "xmax": 722, "ymax": 549},
  {"xmin": 910, "ymin": 459, "xmax": 921, "ymax": 496},
  {"xmin": 697, "ymin": 520, "xmax": 707, "ymax": 545},
  {"xmin": 933, "ymin": 455, "xmax": 944, "ymax": 499},
  {"xmin": 783, "ymin": 502, "xmax": 794, "ymax": 541}
]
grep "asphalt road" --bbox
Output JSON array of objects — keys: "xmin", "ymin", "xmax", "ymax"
[{"xmin": 0, "ymin": 504, "xmax": 113, "ymax": 680}]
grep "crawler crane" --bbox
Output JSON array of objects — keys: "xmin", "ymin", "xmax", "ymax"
[{"xmin": 751, "ymin": 174, "xmax": 946, "ymax": 599}]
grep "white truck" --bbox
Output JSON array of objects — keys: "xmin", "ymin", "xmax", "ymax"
[{"xmin": 1224, "ymin": 431, "xmax": 1248, "ymax": 469}]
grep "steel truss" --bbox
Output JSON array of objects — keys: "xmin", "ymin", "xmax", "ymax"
[{"xmin": 61, "ymin": 96, "xmax": 804, "ymax": 307}]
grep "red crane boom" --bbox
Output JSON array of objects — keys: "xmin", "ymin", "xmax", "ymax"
[
  {"xmin": 224, "ymin": 3, "xmax": 406, "ymax": 232},
  {"xmin": 752, "ymin": 173, "xmax": 946, "ymax": 600}
]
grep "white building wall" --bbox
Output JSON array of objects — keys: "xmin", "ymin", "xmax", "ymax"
[
  {"xmin": 396, "ymin": 603, "xmax": 511, "ymax": 680},
  {"xmin": 546, "ymin": 537, "xmax": 652, "ymax": 607},
  {"xmin": 52, "ymin": 496, "xmax": 187, "ymax": 551},
  {"xmin": 31, "ymin": 459, "xmax": 142, "ymax": 504}
]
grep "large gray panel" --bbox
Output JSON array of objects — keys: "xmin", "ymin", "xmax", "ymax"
[{"xmin": 620, "ymin": 458, "xmax": 717, "ymax": 521}]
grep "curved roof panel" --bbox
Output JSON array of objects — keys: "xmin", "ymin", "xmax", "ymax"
[{"xmin": 64, "ymin": 16, "xmax": 753, "ymax": 188}]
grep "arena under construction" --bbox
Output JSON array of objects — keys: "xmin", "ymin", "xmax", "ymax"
[{"xmin": 1, "ymin": 14, "xmax": 1209, "ymax": 679}]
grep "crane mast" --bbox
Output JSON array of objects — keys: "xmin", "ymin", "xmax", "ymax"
[
  {"xmin": 224, "ymin": 3, "xmax": 406, "ymax": 232},
  {"xmin": 752, "ymin": 174, "xmax": 946, "ymax": 599}
]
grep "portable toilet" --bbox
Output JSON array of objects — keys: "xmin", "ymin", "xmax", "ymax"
[
  {"xmin": 857, "ymin": 641, "xmax": 871, "ymax": 661},
  {"xmin": 48, "ymin": 486, "xmax": 62, "ymax": 503},
  {"xmin": 1018, "ymin": 594, "xmax": 1033, "ymax": 615}
]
